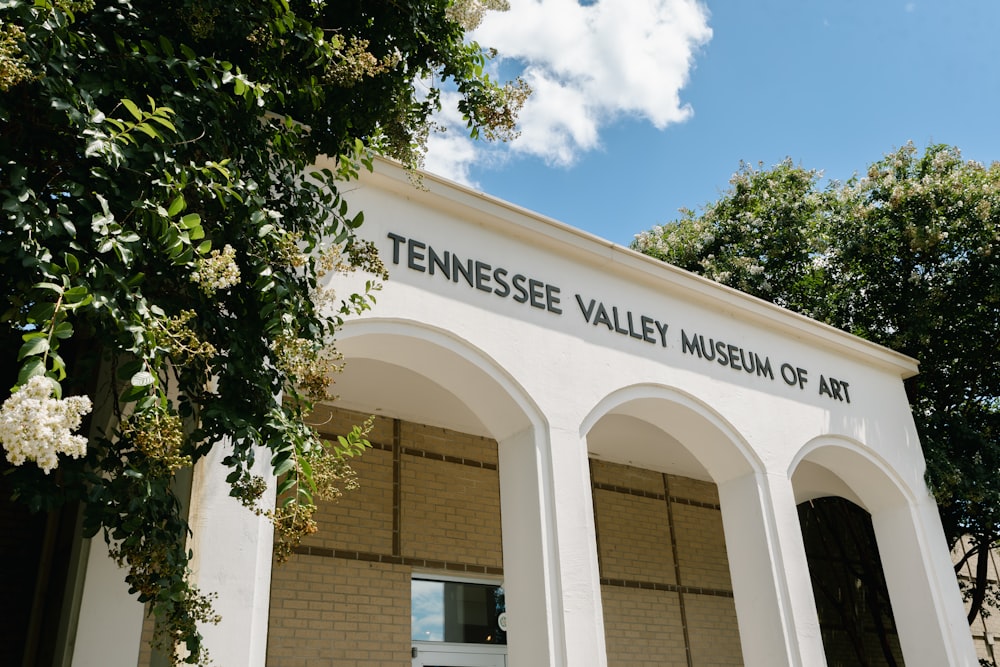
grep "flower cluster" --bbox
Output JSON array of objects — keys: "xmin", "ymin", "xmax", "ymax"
[
  {"xmin": 190, "ymin": 244, "xmax": 241, "ymax": 296},
  {"xmin": 0, "ymin": 375, "xmax": 92, "ymax": 473},
  {"xmin": 120, "ymin": 408, "xmax": 191, "ymax": 476}
]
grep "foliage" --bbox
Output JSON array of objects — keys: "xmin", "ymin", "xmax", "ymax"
[
  {"xmin": 634, "ymin": 143, "xmax": 1000, "ymax": 626},
  {"xmin": 0, "ymin": 0, "xmax": 524, "ymax": 662}
]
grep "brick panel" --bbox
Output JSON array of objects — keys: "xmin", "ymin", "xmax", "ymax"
[
  {"xmin": 400, "ymin": 456, "xmax": 502, "ymax": 567},
  {"xmin": 601, "ymin": 585, "xmax": 687, "ymax": 667},
  {"xmin": 685, "ymin": 594, "xmax": 743, "ymax": 666},
  {"xmin": 592, "ymin": 460, "xmax": 665, "ymax": 495},
  {"xmin": 672, "ymin": 502, "xmax": 732, "ymax": 591},
  {"xmin": 267, "ymin": 555, "xmax": 410, "ymax": 666},
  {"xmin": 305, "ymin": 447, "xmax": 394, "ymax": 555},
  {"xmin": 594, "ymin": 488, "xmax": 674, "ymax": 584}
]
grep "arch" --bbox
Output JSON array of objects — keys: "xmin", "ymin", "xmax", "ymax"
[
  {"xmin": 789, "ymin": 436, "xmax": 973, "ymax": 666},
  {"xmin": 336, "ymin": 317, "xmax": 545, "ymax": 441},
  {"xmin": 580, "ymin": 383, "xmax": 762, "ymax": 484},
  {"xmin": 333, "ymin": 317, "xmax": 570, "ymax": 666},
  {"xmin": 581, "ymin": 384, "xmax": 828, "ymax": 666},
  {"xmin": 789, "ymin": 435, "xmax": 917, "ymax": 513}
]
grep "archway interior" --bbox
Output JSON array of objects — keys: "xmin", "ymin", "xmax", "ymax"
[
  {"xmin": 791, "ymin": 449, "xmax": 913, "ymax": 667},
  {"xmin": 796, "ymin": 496, "xmax": 904, "ymax": 667},
  {"xmin": 583, "ymin": 393, "xmax": 756, "ymax": 666}
]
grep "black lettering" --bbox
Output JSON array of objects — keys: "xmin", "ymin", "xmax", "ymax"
[
  {"xmin": 740, "ymin": 348, "xmax": 756, "ymax": 374},
  {"xmin": 641, "ymin": 316, "xmax": 656, "ymax": 344},
  {"xmin": 819, "ymin": 375, "xmax": 832, "ymax": 398},
  {"xmin": 756, "ymin": 355, "xmax": 774, "ymax": 379},
  {"xmin": 387, "ymin": 232, "xmax": 406, "ymax": 264},
  {"xmin": 594, "ymin": 302, "xmax": 613, "ymax": 329},
  {"xmin": 429, "ymin": 246, "xmax": 450, "ymax": 278},
  {"xmin": 699, "ymin": 336, "xmax": 716, "ymax": 361},
  {"xmin": 512, "ymin": 274, "xmax": 529, "ymax": 303},
  {"xmin": 715, "ymin": 341, "xmax": 728, "ymax": 366},
  {"xmin": 407, "ymin": 239, "xmax": 426, "ymax": 272},
  {"xmin": 475, "ymin": 261, "xmax": 492, "ymax": 292},
  {"xmin": 626, "ymin": 311, "xmax": 643, "ymax": 339},
  {"xmin": 656, "ymin": 321, "xmax": 669, "ymax": 347},
  {"xmin": 493, "ymin": 267, "xmax": 510, "ymax": 297},
  {"xmin": 830, "ymin": 377, "xmax": 844, "ymax": 401},
  {"xmin": 528, "ymin": 279, "xmax": 545, "ymax": 309},
  {"xmin": 452, "ymin": 255, "xmax": 474, "ymax": 286},
  {"xmin": 682, "ymin": 330, "xmax": 701, "ymax": 356},
  {"xmin": 797, "ymin": 367, "xmax": 808, "ymax": 390},
  {"xmin": 546, "ymin": 284, "xmax": 562, "ymax": 314},
  {"xmin": 840, "ymin": 381, "xmax": 851, "ymax": 404},
  {"xmin": 728, "ymin": 344, "xmax": 741, "ymax": 370},
  {"xmin": 781, "ymin": 363, "xmax": 797, "ymax": 386},
  {"xmin": 612, "ymin": 307, "xmax": 628, "ymax": 334},
  {"xmin": 576, "ymin": 294, "xmax": 596, "ymax": 322}
]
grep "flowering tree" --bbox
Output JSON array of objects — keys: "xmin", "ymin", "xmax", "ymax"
[
  {"xmin": 634, "ymin": 144, "xmax": 1000, "ymax": 627},
  {"xmin": 0, "ymin": 0, "xmax": 525, "ymax": 662}
]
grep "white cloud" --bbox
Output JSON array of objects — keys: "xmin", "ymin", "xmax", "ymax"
[{"xmin": 424, "ymin": 0, "xmax": 712, "ymax": 183}]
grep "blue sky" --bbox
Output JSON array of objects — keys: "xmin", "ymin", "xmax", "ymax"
[{"xmin": 423, "ymin": 1, "xmax": 1000, "ymax": 246}]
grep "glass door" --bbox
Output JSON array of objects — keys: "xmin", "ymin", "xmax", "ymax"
[{"xmin": 411, "ymin": 575, "xmax": 507, "ymax": 667}]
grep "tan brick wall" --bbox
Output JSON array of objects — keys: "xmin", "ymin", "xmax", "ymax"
[
  {"xmin": 307, "ymin": 445, "xmax": 395, "ymax": 555},
  {"xmin": 685, "ymin": 594, "xmax": 743, "ymax": 666},
  {"xmin": 401, "ymin": 455, "xmax": 502, "ymax": 567},
  {"xmin": 671, "ymin": 503, "xmax": 732, "ymax": 591},
  {"xmin": 594, "ymin": 488, "xmax": 675, "ymax": 584},
  {"xmin": 262, "ymin": 412, "xmax": 742, "ymax": 666},
  {"xmin": 267, "ymin": 554, "xmax": 410, "ymax": 666},
  {"xmin": 601, "ymin": 585, "xmax": 687, "ymax": 667},
  {"xmin": 266, "ymin": 410, "xmax": 503, "ymax": 666},
  {"xmin": 592, "ymin": 459, "xmax": 666, "ymax": 495},
  {"xmin": 592, "ymin": 459, "xmax": 742, "ymax": 667},
  {"xmin": 401, "ymin": 420, "xmax": 498, "ymax": 466}
]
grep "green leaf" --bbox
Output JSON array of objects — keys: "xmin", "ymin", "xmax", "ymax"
[
  {"xmin": 18, "ymin": 337, "xmax": 49, "ymax": 361},
  {"xmin": 121, "ymin": 98, "xmax": 143, "ymax": 121},
  {"xmin": 53, "ymin": 321, "xmax": 74, "ymax": 339},
  {"xmin": 120, "ymin": 383, "xmax": 149, "ymax": 404},
  {"xmin": 167, "ymin": 195, "xmax": 185, "ymax": 217},
  {"xmin": 17, "ymin": 358, "xmax": 45, "ymax": 384},
  {"xmin": 130, "ymin": 370, "xmax": 155, "ymax": 387}
]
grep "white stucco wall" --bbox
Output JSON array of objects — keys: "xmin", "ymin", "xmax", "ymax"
[{"xmin": 319, "ymin": 158, "xmax": 976, "ymax": 667}]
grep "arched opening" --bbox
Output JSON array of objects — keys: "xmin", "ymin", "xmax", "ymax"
[
  {"xmin": 791, "ymin": 438, "xmax": 968, "ymax": 667},
  {"xmin": 581, "ymin": 385, "xmax": 791, "ymax": 666},
  {"xmin": 263, "ymin": 318, "xmax": 562, "ymax": 666}
]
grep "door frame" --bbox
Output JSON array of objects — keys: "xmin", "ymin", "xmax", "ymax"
[{"xmin": 412, "ymin": 641, "xmax": 507, "ymax": 666}]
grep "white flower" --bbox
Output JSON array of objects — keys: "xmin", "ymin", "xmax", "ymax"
[
  {"xmin": 0, "ymin": 376, "xmax": 92, "ymax": 474},
  {"xmin": 191, "ymin": 244, "xmax": 241, "ymax": 296}
]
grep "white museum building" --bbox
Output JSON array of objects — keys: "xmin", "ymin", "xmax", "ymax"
[{"xmin": 63, "ymin": 159, "xmax": 979, "ymax": 666}]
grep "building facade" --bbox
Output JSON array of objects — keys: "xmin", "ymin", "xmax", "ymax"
[{"xmin": 67, "ymin": 159, "xmax": 977, "ymax": 666}]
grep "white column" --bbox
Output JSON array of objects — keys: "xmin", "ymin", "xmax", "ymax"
[
  {"xmin": 717, "ymin": 471, "xmax": 827, "ymax": 667},
  {"xmin": 71, "ymin": 536, "xmax": 145, "ymax": 666},
  {"xmin": 871, "ymin": 496, "xmax": 978, "ymax": 667},
  {"xmin": 498, "ymin": 425, "xmax": 607, "ymax": 667},
  {"xmin": 186, "ymin": 443, "xmax": 276, "ymax": 667}
]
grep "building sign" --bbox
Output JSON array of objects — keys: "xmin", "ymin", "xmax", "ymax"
[{"xmin": 386, "ymin": 232, "xmax": 853, "ymax": 404}]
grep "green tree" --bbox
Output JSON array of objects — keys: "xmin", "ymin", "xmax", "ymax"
[
  {"xmin": 633, "ymin": 143, "xmax": 1000, "ymax": 626},
  {"xmin": 0, "ymin": 0, "xmax": 525, "ymax": 662}
]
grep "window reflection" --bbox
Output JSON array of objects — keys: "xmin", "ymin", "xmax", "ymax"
[{"xmin": 411, "ymin": 578, "xmax": 506, "ymax": 645}]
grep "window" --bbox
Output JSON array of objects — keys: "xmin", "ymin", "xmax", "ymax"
[{"xmin": 411, "ymin": 576, "xmax": 506, "ymax": 645}]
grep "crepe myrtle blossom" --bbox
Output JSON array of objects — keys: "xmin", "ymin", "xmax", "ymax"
[
  {"xmin": 190, "ymin": 243, "xmax": 241, "ymax": 296},
  {"xmin": 0, "ymin": 375, "xmax": 92, "ymax": 473}
]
